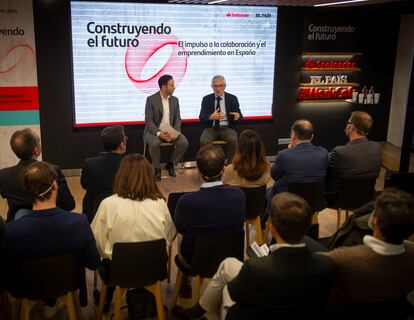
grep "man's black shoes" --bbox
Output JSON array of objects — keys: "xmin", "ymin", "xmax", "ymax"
[
  {"xmin": 155, "ymin": 168, "xmax": 161, "ymax": 181},
  {"xmin": 165, "ymin": 162, "xmax": 176, "ymax": 177}
]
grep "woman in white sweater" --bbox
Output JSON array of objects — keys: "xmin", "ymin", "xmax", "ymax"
[
  {"xmin": 92, "ymin": 153, "xmax": 176, "ymax": 259},
  {"xmin": 91, "ymin": 154, "xmax": 176, "ymax": 309}
]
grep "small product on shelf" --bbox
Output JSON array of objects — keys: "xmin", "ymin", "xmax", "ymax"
[{"xmin": 367, "ymin": 86, "xmax": 375, "ymax": 104}]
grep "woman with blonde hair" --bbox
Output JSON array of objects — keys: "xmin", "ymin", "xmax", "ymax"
[
  {"xmin": 222, "ymin": 129, "xmax": 271, "ymax": 187},
  {"xmin": 91, "ymin": 154, "xmax": 176, "ymax": 309}
]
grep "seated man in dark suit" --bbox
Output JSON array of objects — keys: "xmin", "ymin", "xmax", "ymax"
[
  {"xmin": 81, "ymin": 125, "xmax": 126, "ymax": 222},
  {"xmin": 174, "ymin": 145, "xmax": 245, "ymax": 265},
  {"xmin": 323, "ymin": 188, "xmax": 414, "ymax": 318},
  {"xmin": 174, "ymin": 192, "xmax": 335, "ymax": 320},
  {"xmin": 0, "ymin": 128, "xmax": 75, "ymax": 221},
  {"xmin": 325, "ymin": 111, "xmax": 381, "ymax": 205},
  {"xmin": 268, "ymin": 119, "xmax": 328, "ymax": 201},
  {"xmin": 1, "ymin": 161, "xmax": 100, "ymax": 313},
  {"xmin": 199, "ymin": 75, "xmax": 243, "ymax": 163}
]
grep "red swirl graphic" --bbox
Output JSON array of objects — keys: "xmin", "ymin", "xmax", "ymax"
[
  {"xmin": 125, "ymin": 34, "xmax": 188, "ymax": 94},
  {"xmin": 0, "ymin": 43, "xmax": 36, "ymax": 80}
]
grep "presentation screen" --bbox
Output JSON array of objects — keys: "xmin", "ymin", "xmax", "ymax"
[{"xmin": 70, "ymin": 1, "xmax": 277, "ymax": 126}]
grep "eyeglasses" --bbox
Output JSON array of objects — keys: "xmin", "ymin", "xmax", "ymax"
[{"xmin": 212, "ymin": 84, "xmax": 225, "ymax": 88}]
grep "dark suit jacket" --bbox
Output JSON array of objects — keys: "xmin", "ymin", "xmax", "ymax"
[
  {"xmin": 0, "ymin": 159, "xmax": 75, "ymax": 221},
  {"xmin": 270, "ymin": 142, "xmax": 328, "ymax": 196},
  {"xmin": 1, "ymin": 207, "xmax": 100, "ymax": 305},
  {"xmin": 325, "ymin": 138, "xmax": 381, "ymax": 195},
  {"xmin": 174, "ymin": 184, "xmax": 245, "ymax": 263},
  {"xmin": 80, "ymin": 152, "xmax": 124, "ymax": 222},
  {"xmin": 144, "ymin": 91, "xmax": 181, "ymax": 140},
  {"xmin": 227, "ymin": 246, "xmax": 335, "ymax": 320},
  {"xmin": 199, "ymin": 92, "xmax": 243, "ymax": 128}
]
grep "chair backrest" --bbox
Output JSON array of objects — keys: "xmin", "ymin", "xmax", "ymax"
[
  {"xmin": 384, "ymin": 172, "xmax": 414, "ymax": 196},
  {"xmin": 240, "ymin": 186, "xmax": 267, "ymax": 220},
  {"xmin": 9, "ymin": 253, "xmax": 77, "ymax": 300},
  {"xmin": 167, "ymin": 192, "xmax": 190, "ymax": 221},
  {"xmin": 332, "ymin": 178, "xmax": 376, "ymax": 210},
  {"xmin": 288, "ymin": 182, "xmax": 326, "ymax": 212},
  {"xmin": 109, "ymin": 239, "xmax": 168, "ymax": 288},
  {"xmin": 189, "ymin": 232, "xmax": 244, "ymax": 278}
]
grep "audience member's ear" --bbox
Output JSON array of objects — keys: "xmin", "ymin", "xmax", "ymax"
[{"xmin": 33, "ymin": 145, "xmax": 41, "ymax": 158}]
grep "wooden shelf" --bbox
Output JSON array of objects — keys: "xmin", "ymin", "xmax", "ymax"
[
  {"xmin": 302, "ymin": 52, "xmax": 362, "ymax": 56},
  {"xmin": 299, "ymin": 99, "xmax": 348, "ymax": 103},
  {"xmin": 302, "ymin": 68, "xmax": 361, "ymax": 72},
  {"xmin": 299, "ymin": 83, "xmax": 359, "ymax": 87},
  {"xmin": 345, "ymin": 99, "xmax": 381, "ymax": 106}
]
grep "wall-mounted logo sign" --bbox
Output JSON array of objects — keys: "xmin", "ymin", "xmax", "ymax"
[
  {"xmin": 298, "ymin": 86, "xmax": 353, "ymax": 100},
  {"xmin": 304, "ymin": 58, "xmax": 356, "ymax": 69}
]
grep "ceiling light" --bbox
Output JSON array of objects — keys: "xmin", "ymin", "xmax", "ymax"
[
  {"xmin": 314, "ymin": 0, "xmax": 369, "ymax": 7},
  {"xmin": 208, "ymin": 0, "xmax": 230, "ymax": 4}
]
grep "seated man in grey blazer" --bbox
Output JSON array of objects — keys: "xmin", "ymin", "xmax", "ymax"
[
  {"xmin": 325, "ymin": 111, "xmax": 381, "ymax": 205},
  {"xmin": 144, "ymin": 74, "xmax": 189, "ymax": 181}
]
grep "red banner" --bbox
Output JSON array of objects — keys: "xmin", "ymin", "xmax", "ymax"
[{"xmin": 0, "ymin": 86, "xmax": 39, "ymax": 111}]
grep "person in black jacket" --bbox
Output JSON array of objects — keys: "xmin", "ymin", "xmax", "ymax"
[
  {"xmin": 81, "ymin": 125, "xmax": 126, "ymax": 222},
  {"xmin": 0, "ymin": 128, "xmax": 75, "ymax": 221},
  {"xmin": 199, "ymin": 75, "xmax": 243, "ymax": 163},
  {"xmin": 173, "ymin": 192, "xmax": 335, "ymax": 320}
]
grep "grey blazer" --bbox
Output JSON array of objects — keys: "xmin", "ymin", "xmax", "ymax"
[{"xmin": 144, "ymin": 91, "xmax": 182, "ymax": 140}]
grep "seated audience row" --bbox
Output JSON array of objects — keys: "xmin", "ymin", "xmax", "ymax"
[
  {"xmin": 268, "ymin": 111, "xmax": 382, "ymax": 206},
  {"xmin": 174, "ymin": 188, "xmax": 414, "ymax": 319}
]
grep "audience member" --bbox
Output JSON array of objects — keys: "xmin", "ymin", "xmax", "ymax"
[
  {"xmin": 174, "ymin": 145, "xmax": 245, "ymax": 265},
  {"xmin": 222, "ymin": 129, "xmax": 271, "ymax": 187},
  {"xmin": 144, "ymin": 74, "xmax": 189, "ymax": 181},
  {"xmin": 91, "ymin": 154, "xmax": 176, "ymax": 309},
  {"xmin": 268, "ymin": 119, "xmax": 328, "ymax": 201},
  {"xmin": 199, "ymin": 75, "xmax": 243, "ymax": 163},
  {"xmin": 325, "ymin": 111, "xmax": 381, "ymax": 205},
  {"xmin": 1, "ymin": 161, "xmax": 100, "ymax": 313},
  {"xmin": 323, "ymin": 188, "xmax": 414, "ymax": 318},
  {"xmin": 174, "ymin": 145, "xmax": 245, "ymax": 298},
  {"xmin": 0, "ymin": 128, "xmax": 75, "ymax": 221},
  {"xmin": 173, "ymin": 192, "xmax": 335, "ymax": 320},
  {"xmin": 81, "ymin": 125, "xmax": 126, "ymax": 222}
]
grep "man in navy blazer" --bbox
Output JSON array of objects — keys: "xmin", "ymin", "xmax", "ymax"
[
  {"xmin": 268, "ymin": 120, "xmax": 328, "ymax": 201},
  {"xmin": 81, "ymin": 125, "xmax": 126, "ymax": 222},
  {"xmin": 2, "ymin": 161, "xmax": 100, "ymax": 308},
  {"xmin": 144, "ymin": 74, "xmax": 189, "ymax": 181},
  {"xmin": 199, "ymin": 75, "xmax": 242, "ymax": 163}
]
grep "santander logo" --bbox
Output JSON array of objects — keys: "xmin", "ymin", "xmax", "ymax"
[{"xmin": 226, "ymin": 12, "xmax": 250, "ymax": 17}]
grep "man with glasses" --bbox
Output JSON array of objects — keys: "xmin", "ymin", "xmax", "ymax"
[
  {"xmin": 199, "ymin": 75, "xmax": 243, "ymax": 163},
  {"xmin": 325, "ymin": 111, "xmax": 381, "ymax": 205},
  {"xmin": 81, "ymin": 125, "xmax": 126, "ymax": 222}
]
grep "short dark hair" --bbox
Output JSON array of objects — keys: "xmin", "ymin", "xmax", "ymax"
[
  {"xmin": 10, "ymin": 128, "xmax": 40, "ymax": 160},
  {"xmin": 22, "ymin": 161, "xmax": 57, "ymax": 203},
  {"xmin": 196, "ymin": 145, "xmax": 225, "ymax": 182},
  {"xmin": 158, "ymin": 74, "xmax": 173, "ymax": 89},
  {"xmin": 350, "ymin": 111, "xmax": 372, "ymax": 136},
  {"xmin": 374, "ymin": 188, "xmax": 414, "ymax": 244},
  {"xmin": 269, "ymin": 192, "xmax": 312, "ymax": 244},
  {"xmin": 291, "ymin": 119, "xmax": 313, "ymax": 140},
  {"xmin": 101, "ymin": 125, "xmax": 125, "ymax": 152}
]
